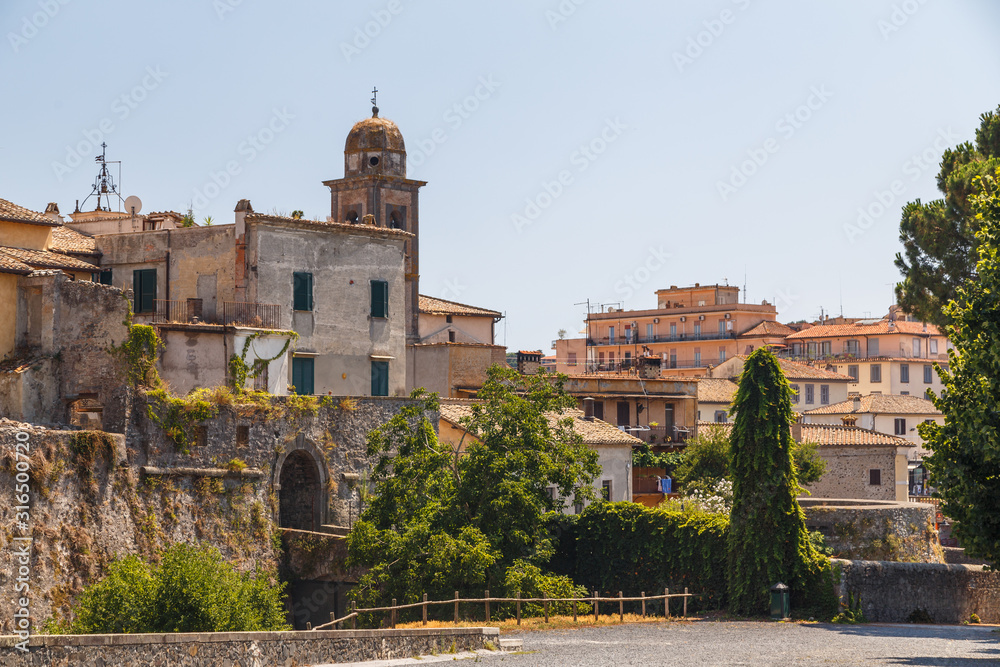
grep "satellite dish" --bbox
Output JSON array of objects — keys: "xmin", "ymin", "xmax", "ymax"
[{"xmin": 124, "ymin": 195, "xmax": 142, "ymax": 215}]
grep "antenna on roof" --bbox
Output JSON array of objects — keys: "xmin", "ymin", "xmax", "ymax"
[
  {"xmin": 80, "ymin": 142, "xmax": 124, "ymax": 213},
  {"xmin": 743, "ymin": 266, "xmax": 747, "ymax": 303}
]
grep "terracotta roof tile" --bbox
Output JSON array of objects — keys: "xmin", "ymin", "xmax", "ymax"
[
  {"xmin": 49, "ymin": 226, "xmax": 98, "ymax": 256},
  {"xmin": 697, "ymin": 421, "xmax": 910, "ymax": 447},
  {"xmin": 419, "ymin": 294, "xmax": 502, "ymax": 318},
  {"xmin": 440, "ymin": 403, "xmax": 641, "ymax": 445},
  {"xmin": 739, "ymin": 321, "xmax": 796, "ymax": 338},
  {"xmin": 0, "ymin": 253, "xmax": 32, "ymax": 275},
  {"xmin": 803, "ymin": 393, "xmax": 941, "ymax": 416},
  {"xmin": 0, "ymin": 198, "xmax": 59, "ymax": 226},
  {"xmin": 697, "ymin": 378, "xmax": 738, "ymax": 404},
  {"xmin": 723, "ymin": 355, "xmax": 853, "ymax": 381},
  {"xmin": 0, "ymin": 246, "xmax": 99, "ymax": 272},
  {"xmin": 245, "ymin": 213, "xmax": 413, "ymax": 239},
  {"xmin": 786, "ymin": 320, "xmax": 941, "ymax": 339}
]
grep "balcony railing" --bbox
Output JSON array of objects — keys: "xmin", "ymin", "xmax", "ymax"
[
  {"xmin": 152, "ymin": 299, "xmax": 282, "ymax": 329},
  {"xmin": 222, "ymin": 301, "xmax": 282, "ymax": 329},
  {"xmin": 778, "ymin": 352, "xmax": 949, "ymax": 363},
  {"xmin": 618, "ymin": 425, "xmax": 692, "ymax": 444},
  {"xmin": 588, "ymin": 331, "xmax": 736, "ymax": 346}
]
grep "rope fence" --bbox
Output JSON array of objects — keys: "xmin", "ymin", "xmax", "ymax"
[{"xmin": 310, "ymin": 587, "xmax": 693, "ymax": 631}]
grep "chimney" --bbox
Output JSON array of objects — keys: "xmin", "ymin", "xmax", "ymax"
[
  {"xmin": 639, "ymin": 355, "xmax": 662, "ymax": 379},
  {"xmin": 234, "ymin": 199, "xmax": 253, "ymax": 237},
  {"xmin": 791, "ymin": 414, "xmax": 803, "ymax": 442},
  {"xmin": 841, "ymin": 415, "xmax": 858, "ymax": 427},
  {"xmin": 582, "ymin": 397, "xmax": 595, "ymax": 421},
  {"xmin": 853, "ymin": 396, "xmax": 861, "ymax": 413},
  {"xmin": 516, "ymin": 350, "xmax": 542, "ymax": 375},
  {"xmin": 43, "ymin": 202, "xmax": 62, "ymax": 223}
]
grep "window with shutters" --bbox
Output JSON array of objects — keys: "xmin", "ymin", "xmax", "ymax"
[
  {"xmin": 929, "ymin": 339, "xmax": 938, "ymax": 354},
  {"xmin": 293, "ymin": 272, "xmax": 313, "ymax": 311},
  {"xmin": 820, "ymin": 385, "xmax": 830, "ymax": 404},
  {"xmin": 714, "ymin": 410, "xmax": 727, "ymax": 423},
  {"xmin": 790, "ymin": 384, "xmax": 800, "ymax": 403},
  {"xmin": 132, "ymin": 269, "xmax": 156, "ymax": 313},
  {"xmin": 252, "ymin": 359, "xmax": 269, "ymax": 392},
  {"xmin": 847, "ymin": 365, "xmax": 859, "ymax": 381},
  {"xmin": 370, "ymin": 280, "xmax": 389, "ymax": 318},
  {"xmin": 291, "ymin": 357, "xmax": 314, "ymax": 395},
  {"xmin": 805, "ymin": 384, "xmax": 815, "ymax": 404},
  {"xmin": 900, "ymin": 364, "xmax": 909, "ymax": 383},
  {"xmin": 869, "ymin": 469, "xmax": 881, "ymax": 486},
  {"xmin": 871, "ymin": 364, "xmax": 882, "ymax": 383},
  {"xmin": 98, "ymin": 268, "xmax": 113, "ymax": 285},
  {"xmin": 868, "ymin": 339, "xmax": 879, "ymax": 356},
  {"xmin": 894, "ymin": 418, "xmax": 906, "ymax": 435},
  {"xmin": 924, "ymin": 365, "xmax": 933, "ymax": 383},
  {"xmin": 371, "ymin": 360, "xmax": 389, "ymax": 396}
]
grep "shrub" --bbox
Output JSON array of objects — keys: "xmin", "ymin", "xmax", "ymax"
[{"xmin": 499, "ymin": 560, "xmax": 590, "ymax": 618}]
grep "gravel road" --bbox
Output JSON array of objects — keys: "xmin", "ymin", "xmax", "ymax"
[{"xmin": 478, "ymin": 621, "xmax": 1000, "ymax": 666}]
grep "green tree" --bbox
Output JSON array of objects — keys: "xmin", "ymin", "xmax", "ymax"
[
  {"xmin": 895, "ymin": 105, "xmax": 1000, "ymax": 324},
  {"xmin": 922, "ymin": 166, "xmax": 1000, "ymax": 565},
  {"xmin": 51, "ymin": 543, "xmax": 289, "ymax": 633},
  {"xmin": 347, "ymin": 366, "xmax": 600, "ymax": 613},
  {"xmin": 727, "ymin": 348, "xmax": 829, "ymax": 617}
]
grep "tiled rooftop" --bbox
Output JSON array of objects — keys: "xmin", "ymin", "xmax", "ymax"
[
  {"xmin": 419, "ymin": 294, "xmax": 502, "ymax": 318},
  {"xmin": 0, "ymin": 198, "xmax": 60, "ymax": 226},
  {"xmin": 49, "ymin": 225, "xmax": 98, "ymax": 256},
  {"xmin": 739, "ymin": 321, "xmax": 796, "ymax": 338},
  {"xmin": 246, "ymin": 213, "xmax": 414, "ymax": 239},
  {"xmin": 721, "ymin": 355, "xmax": 853, "ymax": 381},
  {"xmin": 697, "ymin": 378, "xmax": 739, "ymax": 404},
  {"xmin": 440, "ymin": 403, "xmax": 641, "ymax": 445},
  {"xmin": 785, "ymin": 320, "xmax": 941, "ymax": 339},
  {"xmin": 0, "ymin": 246, "xmax": 99, "ymax": 272},
  {"xmin": 0, "ymin": 253, "xmax": 33, "ymax": 275},
  {"xmin": 803, "ymin": 393, "xmax": 941, "ymax": 416},
  {"xmin": 698, "ymin": 421, "xmax": 911, "ymax": 447}
]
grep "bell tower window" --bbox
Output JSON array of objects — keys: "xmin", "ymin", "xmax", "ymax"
[
  {"xmin": 346, "ymin": 209, "xmax": 360, "ymax": 223},
  {"xmin": 386, "ymin": 204, "xmax": 407, "ymax": 231}
]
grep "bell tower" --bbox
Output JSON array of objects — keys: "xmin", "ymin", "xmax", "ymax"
[{"xmin": 323, "ymin": 93, "xmax": 426, "ymax": 343}]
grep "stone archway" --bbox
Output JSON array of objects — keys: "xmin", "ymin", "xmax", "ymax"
[{"xmin": 276, "ymin": 445, "xmax": 326, "ymax": 531}]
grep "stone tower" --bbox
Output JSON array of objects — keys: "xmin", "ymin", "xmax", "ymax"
[{"xmin": 323, "ymin": 106, "xmax": 426, "ymax": 343}]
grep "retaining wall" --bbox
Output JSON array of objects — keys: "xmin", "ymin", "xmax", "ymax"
[
  {"xmin": 834, "ymin": 559, "xmax": 1000, "ymax": 623},
  {"xmin": 0, "ymin": 627, "xmax": 499, "ymax": 666}
]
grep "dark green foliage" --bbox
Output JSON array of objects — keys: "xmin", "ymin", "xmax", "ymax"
[
  {"xmin": 831, "ymin": 592, "xmax": 866, "ymax": 624},
  {"xmin": 631, "ymin": 443, "xmax": 685, "ymax": 473},
  {"xmin": 346, "ymin": 367, "xmax": 601, "ymax": 618},
  {"xmin": 727, "ymin": 348, "xmax": 835, "ymax": 618},
  {"xmin": 53, "ymin": 543, "xmax": 289, "ymax": 633},
  {"xmin": 895, "ymin": 105, "xmax": 1000, "ymax": 324},
  {"xmin": 922, "ymin": 167, "xmax": 1000, "ymax": 566},
  {"xmin": 556, "ymin": 502, "xmax": 729, "ymax": 611}
]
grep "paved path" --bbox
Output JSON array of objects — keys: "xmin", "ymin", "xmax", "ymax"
[{"xmin": 477, "ymin": 621, "xmax": 1000, "ymax": 666}]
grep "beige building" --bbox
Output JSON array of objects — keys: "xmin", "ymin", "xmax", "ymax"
[
  {"xmin": 802, "ymin": 393, "xmax": 943, "ymax": 452},
  {"xmin": 708, "ymin": 355, "xmax": 853, "ymax": 414},
  {"xmin": 555, "ymin": 283, "xmax": 779, "ymax": 377},
  {"xmin": 439, "ymin": 401, "xmax": 639, "ymax": 513},
  {"xmin": 66, "ymin": 206, "xmax": 184, "ymax": 235}
]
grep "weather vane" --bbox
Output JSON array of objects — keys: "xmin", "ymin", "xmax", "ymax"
[{"xmin": 371, "ymin": 86, "xmax": 379, "ymax": 117}]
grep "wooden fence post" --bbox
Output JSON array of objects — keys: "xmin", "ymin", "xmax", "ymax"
[
  {"xmin": 306, "ymin": 622, "xmax": 312, "ymax": 630},
  {"xmin": 423, "ymin": 593, "xmax": 428, "ymax": 626},
  {"xmin": 665, "ymin": 588, "xmax": 669, "ymax": 619},
  {"xmin": 641, "ymin": 592, "xmax": 646, "ymax": 617},
  {"xmin": 485, "ymin": 589, "xmax": 490, "ymax": 623},
  {"xmin": 619, "ymin": 591, "xmax": 623, "ymax": 622},
  {"xmin": 684, "ymin": 587, "xmax": 688, "ymax": 617},
  {"xmin": 516, "ymin": 592, "xmax": 521, "ymax": 626},
  {"xmin": 391, "ymin": 599, "xmax": 396, "ymax": 629},
  {"xmin": 573, "ymin": 594, "xmax": 577, "ymax": 623},
  {"xmin": 544, "ymin": 592, "xmax": 549, "ymax": 623},
  {"xmin": 454, "ymin": 591, "xmax": 459, "ymax": 624},
  {"xmin": 330, "ymin": 612, "xmax": 336, "ymax": 629},
  {"xmin": 351, "ymin": 601, "xmax": 357, "ymax": 629},
  {"xmin": 594, "ymin": 590, "xmax": 599, "ymax": 621}
]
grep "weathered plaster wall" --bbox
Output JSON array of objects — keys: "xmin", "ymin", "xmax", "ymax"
[
  {"xmin": 409, "ymin": 343, "xmax": 506, "ymax": 396},
  {"xmin": 834, "ymin": 559, "xmax": 1000, "ymax": 623},
  {"xmin": 0, "ymin": 274, "xmax": 19, "ymax": 360},
  {"xmin": 0, "ymin": 221, "xmax": 50, "ymax": 252},
  {"xmin": 418, "ymin": 313, "xmax": 494, "ymax": 345},
  {"xmin": 800, "ymin": 499, "xmax": 941, "ymax": 563},
  {"xmin": 157, "ymin": 326, "xmax": 231, "ymax": 396}
]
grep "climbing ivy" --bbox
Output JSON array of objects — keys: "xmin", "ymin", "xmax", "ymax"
[
  {"xmin": 110, "ymin": 324, "xmax": 163, "ymax": 388},
  {"xmin": 227, "ymin": 331, "xmax": 297, "ymax": 392}
]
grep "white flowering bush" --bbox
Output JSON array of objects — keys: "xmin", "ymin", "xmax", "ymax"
[{"xmin": 682, "ymin": 478, "xmax": 733, "ymax": 515}]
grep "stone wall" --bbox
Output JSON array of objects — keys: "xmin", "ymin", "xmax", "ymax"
[
  {"xmin": 0, "ymin": 627, "xmax": 499, "ymax": 666},
  {"xmin": 834, "ymin": 559, "xmax": 1000, "ymax": 623},
  {"xmin": 801, "ymin": 445, "xmax": 898, "ymax": 501},
  {"xmin": 800, "ymin": 499, "xmax": 942, "ymax": 563}
]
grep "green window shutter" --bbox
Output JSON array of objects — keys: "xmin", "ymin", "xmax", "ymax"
[
  {"xmin": 133, "ymin": 269, "xmax": 156, "ymax": 313},
  {"xmin": 292, "ymin": 358, "xmax": 314, "ymax": 395},
  {"xmin": 371, "ymin": 361, "xmax": 389, "ymax": 396},
  {"xmin": 99, "ymin": 268, "xmax": 113, "ymax": 285},
  {"xmin": 293, "ymin": 272, "xmax": 313, "ymax": 311},
  {"xmin": 371, "ymin": 280, "xmax": 388, "ymax": 318}
]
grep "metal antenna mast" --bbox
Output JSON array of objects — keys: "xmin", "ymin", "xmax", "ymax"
[{"xmin": 80, "ymin": 142, "xmax": 124, "ymax": 213}]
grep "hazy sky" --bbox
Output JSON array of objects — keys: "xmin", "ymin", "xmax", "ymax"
[{"xmin": 2, "ymin": 1, "xmax": 998, "ymax": 353}]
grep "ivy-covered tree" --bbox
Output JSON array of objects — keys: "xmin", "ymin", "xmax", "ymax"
[
  {"xmin": 922, "ymin": 167, "xmax": 1000, "ymax": 565},
  {"xmin": 726, "ymin": 348, "xmax": 831, "ymax": 617},
  {"xmin": 346, "ymin": 366, "xmax": 600, "ymax": 613},
  {"xmin": 895, "ymin": 105, "xmax": 1000, "ymax": 324}
]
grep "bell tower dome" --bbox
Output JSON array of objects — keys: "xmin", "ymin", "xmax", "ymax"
[{"xmin": 344, "ymin": 107, "xmax": 407, "ymax": 178}]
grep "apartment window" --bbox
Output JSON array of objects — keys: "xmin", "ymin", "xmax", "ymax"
[
  {"xmin": 694, "ymin": 323, "xmax": 702, "ymax": 336},
  {"xmin": 624, "ymin": 351, "xmax": 632, "ymax": 367},
  {"xmin": 871, "ymin": 364, "xmax": 882, "ymax": 383},
  {"xmin": 791, "ymin": 343, "xmax": 802, "ymax": 356},
  {"xmin": 609, "ymin": 326, "xmax": 615, "ymax": 344},
  {"xmin": 805, "ymin": 384, "xmax": 815, "ymax": 404},
  {"xmin": 252, "ymin": 359, "xmax": 268, "ymax": 392},
  {"xmin": 598, "ymin": 351, "xmax": 605, "ymax": 365},
  {"xmin": 132, "ymin": 268, "xmax": 156, "ymax": 313},
  {"xmin": 790, "ymin": 384, "xmax": 800, "ymax": 404},
  {"xmin": 670, "ymin": 323, "xmax": 677, "ymax": 338},
  {"xmin": 820, "ymin": 341, "xmax": 832, "ymax": 356},
  {"xmin": 616, "ymin": 401, "xmax": 630, "ymax": 427},
  {"xmin": 370, "ymin": 280, "xmax": 389, "ymax": 318},
  {"xmin": 669, "ymin": 351, "xmax": 677, "ymax": 368},
  {"xmin": 293, "ymin": 272, "xmax": 313, "ymax": 311},
  {"xmin": 693, "ymin": 348, "xmax": 701, "ymax": 367},
  {"xmin": 924, "ymin": 365, "xmax": 933, "ymax": 383},
  {"xmin": 900, "ymin": 363, "xmax": 909, "ymax": 383},
  {"xmin": 820, "ymin": 385, "xmax": 830, "ymax": 405},
  {"xmin": 714, "ymin": 410, "xmax": 727, "ymax": 423},
  {"xmin": 847, "ymin": 365, "xmax": 859, "ymax": 381},
  {"xmin": 901, "ymin": 391, "xmax": 909, "ymax": 395},
  {"xmin": 844, "ymin": 340, "xmax": 860, "ymax": 356},
  {"xmin": 869, "ymin": 469, "xmax": 882, "ymax": 486},
  {"xmin": 448, "ymin": 330, "xmax": 456, "ymax": 342},
  {"xmin": 929, "ymin": 339, "xmax": 938, "ymax": 354},
  {"xmin": 625, "ymin": 326, "xmax": 633, "ymax": 343},
  {"xmin": 912, "ymin": 338, "xmax": 922, "ymax": 358},
  {"xmin": 646, "ymin": 323, "xmax": 654, "ymax": 341},
  {"xmin": 601, "ymin": 480, "xmax": 612, "ymax": 502},
  {"xmin": 869, "ymin": 339, "xmax": 879, "ymax": 356},
  {"xmin": 807, "ymin": 342, "xmax": 818, "ymax": 358},
  {"xmin": 446, "ymin": 315, "xmax": 453, "ymax": 323},
  {"xmin": 718, "ymin": 320, "xmax": 725, "ymax": 334},
  {"xmin": 371, "ymin": 360, "xmax": 389, "ymax": 396},
  {"xmin": 894, "ymin": 418, "xmax": 907, "ymax": 435},
  {"xmin": 593, "ymin": 401, "xmax": 604, "ymax": 421},
  {"xmin": 719, "ymin": 347, "xmax": 726, "ymax": 363},
  {"xmin": 568, "ymin": 352, "xmax": 578, "ymax": 366},
  {"xmin": 291, "ymin": 357, "xmax": 314, "ymax": 395},
  {"xmin": 98, "ymin": 268, "xmax": 113, "ymax": 285}
]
